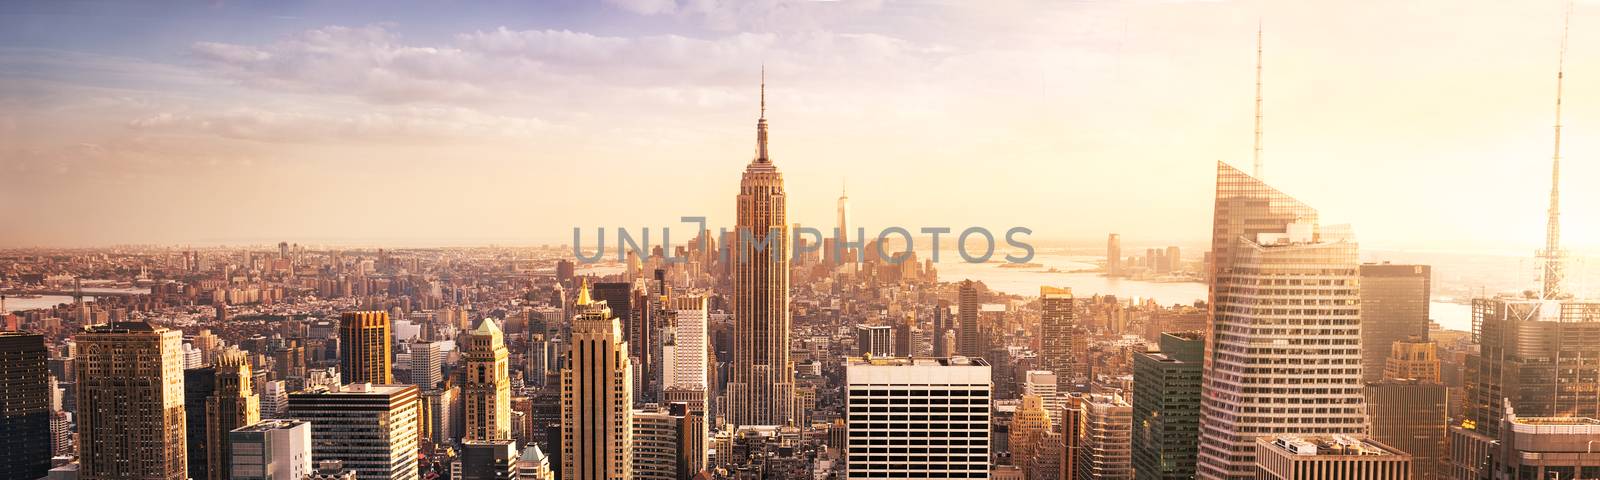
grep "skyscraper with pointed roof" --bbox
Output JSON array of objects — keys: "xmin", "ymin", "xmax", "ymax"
[
  {"xmin": 1196, "ymin": 163, "xmax": 1366, "ymax": 480},
  {"xmin": 561, "ymin": 281, "xmax": 634, "ymax": 479},
  {"xmin": 726, "ymin": 73, "xmax": 795, "ymax": 427},
  {"xmin": 463, "ymin": 318, "xmax": 511, "ymax": 441}
]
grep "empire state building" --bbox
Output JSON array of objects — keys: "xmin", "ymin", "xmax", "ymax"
[{"xmin": 726, "ymin": 77, "xmax": 795, "ymax": 427}]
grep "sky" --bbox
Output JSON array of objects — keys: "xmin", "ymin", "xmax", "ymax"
[{"xmin": 2, "ymin": 0, "xmax": 1598, "ymax": 254}]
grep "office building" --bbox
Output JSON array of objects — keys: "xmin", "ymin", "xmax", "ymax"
[
  {"xmin": 1132, "ymin": 332, "xmax": 1204, "ymax": 480},
  {"xmin": 1040, "ymin": 286, "xmax": 1075, "ymax": 388},
  {"xmin": 661, "ymin": 296, "xmax": 708, "ymax": 411},
  {"xmin": 844, "ymin": 356, "xmax": 991, "ymax": 479},
  {"xmin": 1463, "ymin": 296, "xmax": 1600, "ymax": 438},
  {"xmin": 288, "ymin": 383, "xmax": 421, "ymax": 480},
  {"xmin": 409, "ymin": 340, "xmax": 443, "ymax": 389},
  {"xmin": 1450, "ymin": 409, "xmax": 1600, "ymax": 480},
  {"xmin": 1254, "ymin": 436, "xmax": 1411, "ymax": 480},
  {"xmin": 854, "ymin": 324, "xmax": 892, "ymax": 357},
  {"xmin": 1107, "ymin": 234, "xmax": 1123, "ymax": 277},
  {"xmin": 0, "ymin": 332, "xmax": 51, "ymax": 480},
  {"xmin": 1077, "ymin": 393, "xmax": 1133, "ymax": 480},
  {"xmin": 1022, "ymin": 370, "xmax": 1059, "ymax": 420},
  {"xmin": 463, "ymin": 318, "xmax": 512, "ymax": 441},
  {"xmin": 459, "ymin": 440, "xmax": 519, "ymax": 480},
  {"xmin": 1059, "ymin": 394, "xmax": 1086, "ymax": 480},
  {"xmin": 669, "ymin": 402, "xmax": 707, "ymax": 479},
  {"xmin": 228, "ymin": 419, "xmax": 312, "ymax": 480},
  {"xmin": 1364, "ymin": 379, "xmax": 1446, "ymax": 480},
  {"xmin": 209, "ymin": 348, "xmax": 262, "ymax": 480},
  {"xmin": 958, "ymin": 280, "xmax": 982, "ymax": 357},
  {"xmin": 260, "ymin": 380, "xmax": 288, "ymax": 419},
  {"xmin": 1012, "ymin": 394, "xmax": 1058, "ymax": 480},
  {"xmin": 1197, "ymin": 163, "xmax": 1367, "ymax": 480},
  {"xmin": 1360, "ymin": 264, "xmax": 1431, "ymax": 383},
  {"xmin": 726, "ymin": 85, "xmax": 796, "ymax": 428},
  {"xmin": 560, "ymin": 282, "xmax": 634, "ymax": 479},
  {"xmin": 422, "ymin": 387, "xmax": 458, "ymax": 445},
  {"xmin": 1382, "ymin": 337, "xmax": 1440, "ymax": 383},
  {"xmin": 631, "ymin": 408, "xmax": 679, "ymax": 480},
  {"xmin": 76, "ymin": 322, "xmax": 188, "ymax": 480},
  {"xmin": 340, "ymin": 311, "xmax": 393, "ymax": 384},
  {"xmin": 933, "ymin": 300, "xmax": 952, "ymax": 357},
  {"xmin": 517, "ymin": 444, "xmax": 555, "ymax": 480},
  {"xmin": 186, "ymin": 366, "xmax": 217, "ymax": 480}
]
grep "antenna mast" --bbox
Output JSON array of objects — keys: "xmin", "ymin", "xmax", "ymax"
[
  {"xmin": 1540, "ymin": 1, "xmax": 1572, "ymax": 300},
  {"xmin": 1252, "ymin": 20, "xmax": 1265, "ymax": 179}
]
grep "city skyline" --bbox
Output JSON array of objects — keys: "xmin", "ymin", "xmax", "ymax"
[{"xmin": 4, "ymin": 0, "xmax": 1600, "ymax": 253}]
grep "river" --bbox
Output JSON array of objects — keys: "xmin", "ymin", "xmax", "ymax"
[
  {"xmin": 938, "ymin": 253, "xmax": 1472, "ymax": 332},
  {"xmin": 3, "ymin": 287, "xmax": 150, "ymax": 314}
]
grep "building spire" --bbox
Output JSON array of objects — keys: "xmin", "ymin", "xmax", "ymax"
[
  {"xmin": 1252, "ymin": 19, "xmax": 1265, "ymax": 179},
  {"xmin": 576, "ymin": 278, "xmax": 593, "ymax": 306},
  {"xmin": 756, "ymin": 65, "xmax": 770, "ymax": 163},
  {"xmin": 1540, "ymin": 1, "xmax": 1572, "ymax": 300}
]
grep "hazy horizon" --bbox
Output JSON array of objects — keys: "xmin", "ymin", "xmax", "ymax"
[{"xmin": 4, "ymin": 0, "xmax": 1598, "ymax": 253}]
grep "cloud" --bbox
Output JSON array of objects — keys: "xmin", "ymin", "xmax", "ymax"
[
  {"xmin": 186, "ymin": 23, "xmax": 952, "ymax": 114},
  {"xmin": 601, "ymin": 0, "xmax": 889, "ymax": 31},
  {"xmin": 126, "ymin": 105, "xmax": 549, "ymax": 143},
  {"xmin": 604, "ymin": 0, "xmax": 678, "ymax": 15}
]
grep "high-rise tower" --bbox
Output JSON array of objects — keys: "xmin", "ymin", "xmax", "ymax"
[
  {"xmin": 957, "ymin": 280, "xmax": 982, "ymax": 357},
  {"xmin": 208, "ymin": 348, "xmax": 261, "ymax": 480},
  {"xmin": 837, "ymin": 181, "xmax": 854, "ymax": 271},
  {"xmin": 726, "ymin": 73, "xmax": 795, "ymax": 427},
  {"xmin": 1358, "ymin": 264, "xmax": 1431, "ymax": 383},
  {"xmin": 0, "ymin": 332, "xmax": 51, "ymax": 480},
  {"xmin": 76, "ymin": 322, "xmax": 188, "ymax": 480},
  {"xmin": 1196, "ymin": 163, "xmax": 1366, "ymax": 480},
  {"xmin": 561, "ymin": 281, "xmax": 634, "ymax": 479},
  {"xmin": 340, "ymin": 311, "xmax": 393, "ymax": 384},
  {"xmin": 463, "ymin": 318, "xmax": 511, "ymax": 441},
  {"xmin": 1039, "ymin": 286, "xmax": 1075, "ymax": 388}
]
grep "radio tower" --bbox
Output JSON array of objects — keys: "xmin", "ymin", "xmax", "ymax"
[
  {"xmin": 1539, "ymin": 2, "xmax": 1572, "ymax": 300},
  {"xmin": 1252, "ymin": 20, "xmax": 1265, "ymax": 179}
]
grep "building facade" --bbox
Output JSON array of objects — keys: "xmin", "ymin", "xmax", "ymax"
[
  {"xmin": 726, "ymin": 89, "xmax": 795, "ymax": 427},
  {"xmin": 228, "ymin": 419, "xmax": 313, "ymax": 480},
  {"xmin": 209, "ymin": 348, "xmax": 262, "ymax": 480},
  {"xmin": 287, "ymin": 383, "xmax": 421, "ymax": 480},
  {"xmin": 1197, "ymin": 163, "xmax": 1367, "ymax": 480},
  {"xmin": 560, "ymin": 282, "xmax": 634, "ymax": 480},
  {"xmin": 1364, "ymin": 379, "xmax": 1446, "ymax": 480},
  {"xmin": 76, "ymin": 322, "xmax": 188, "ymax": 480},
  {"xmin": 463, "ymin": 319, "xmax": 512, "ymax": 441},
  {"xmin": 1463, "ymin": 296, "xmax": 1600, "ymax": 438},
  {"xmin": 1132, "ymin": 332, "xmax": 1203, "ymax": 480},
  {"xmin": 1359, "ymin": 263, "xmax": 1432, "ymax": 383},
  {"xmin": 844, "ymin": 356, "xmax": 992, "ymax": 479},
  {"xmin": 1077, "ymin": 393, "xmax": 1133, "ymax": 480},
  {"xmin": 0, "ymin": 331, "xmax": 51, "ymax": 480},
  {"xmin": 339, "ymin": 311, "xmax": 393, "ymax": 384},
  {"xmin": 1254, "ymin": 436, "xmax": 1411, "ymax": 480},
  {"xmin": 1040, "ymin": 286, "xmax": 1075, "ymax": 388}
]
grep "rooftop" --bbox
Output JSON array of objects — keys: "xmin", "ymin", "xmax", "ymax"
[
  {"xmin": 847, "ymin": 356, "xmax": 989, "ymax": 367},
  {"xmin": 1261, "ymin": 436, "xmax": 1405, "ymax": 457},
  {"xmin": 232, "ymin": 419, "xmax": 308, "ymax": 433}
]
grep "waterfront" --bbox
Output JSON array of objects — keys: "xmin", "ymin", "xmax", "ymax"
[{"xmin": 939, "ymin": 253, "xmax": 1475, "ymax": 332}]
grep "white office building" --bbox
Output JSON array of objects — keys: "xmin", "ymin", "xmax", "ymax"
[
  {"xmin": 845, "ymin": 356, "xmax": 992, "ymax": 479},
  {"xmin": 229, "ymin": 419, "xmax": 313, "ymax": 480},
  {"xmin": 288, "ymin": 383, "xmax": 421, "ymax": 480}
]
